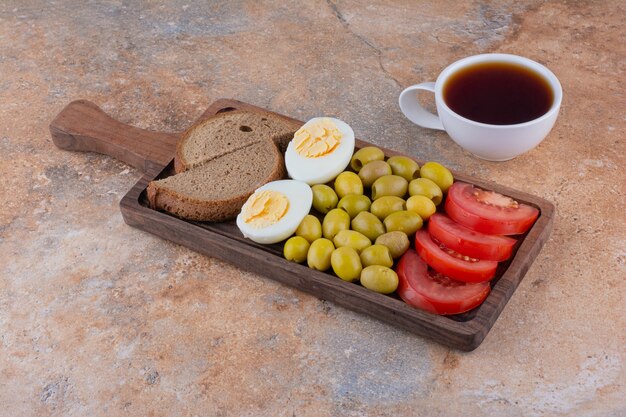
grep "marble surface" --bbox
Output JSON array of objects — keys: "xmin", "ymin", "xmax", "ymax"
[{"xmin": 1, "ymin": 1, "xmax": 624, "ymax": 416}]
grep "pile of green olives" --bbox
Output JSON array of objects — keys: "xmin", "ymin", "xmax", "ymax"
[{"xmin": 283, "ymin": 146, "xmax": 453, "ymax": 296}]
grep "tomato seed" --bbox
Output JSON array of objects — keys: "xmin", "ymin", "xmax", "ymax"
[{"xmin": 434, "ymin": 238, "xmax": 479, "ymax": 263}]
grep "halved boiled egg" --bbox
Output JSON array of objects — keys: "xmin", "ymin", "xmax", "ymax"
[
  {"xmin": 236, "ymin": 180, "xmax": 312, "ymax": 244},
  {"xmin": 285, "ymin": 117, "xmax": 355, "ymax": 185}
]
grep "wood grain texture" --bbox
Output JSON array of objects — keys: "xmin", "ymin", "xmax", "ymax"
[
  {"xmin": 53, "ymin": 98, "xmax": 555, "ymax": 350},
  {"xmin": 49, "ymin": 99, "xmax": 179, "ymax": 172}
]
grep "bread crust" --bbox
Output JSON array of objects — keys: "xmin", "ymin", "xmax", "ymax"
[{"xmin": 147, "ymin": 182, "xmax": 250, "ymax": 222}]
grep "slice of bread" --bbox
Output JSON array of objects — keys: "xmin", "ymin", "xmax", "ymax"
[
  {"xmin": 147, "ymin": 110, "xmax": 299, "ymax": 222},
  {"xmin": 175, "ymin": 110, "xmax": 301, "ymax": 173}
]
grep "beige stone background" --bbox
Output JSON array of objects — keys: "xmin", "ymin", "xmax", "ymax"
[{"xmin": 0, "ymin": 1, "xmax": 624, "ymax": 416}]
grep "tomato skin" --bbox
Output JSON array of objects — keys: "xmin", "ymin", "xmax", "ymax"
[
  {"xmin": 445, "ymin": 182, "xmax": 539, "ymax": 235},
  {"xmin": 396, "ymin": 249, "xmax": 490, "ymax": 315},
  {"xmin": 414, "ymin": 230, "xmax": 497, "ymax": 283},
  {"xmin": 428, "ymin": 213, "xmax": 516, "ymax": 261}
]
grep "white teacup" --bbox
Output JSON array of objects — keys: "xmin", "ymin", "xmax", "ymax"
[{"xmin": 399, "ymin": 54, "xmax": 562, "ymax": 161}]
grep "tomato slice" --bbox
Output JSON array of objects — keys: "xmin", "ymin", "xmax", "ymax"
[
  {"xmin": 414, "ymin": 230, "xmax": 497, "ymax": 283},
  {"xmin": 396, "ymin": 249, "xmax": 490, "ymax": 315},
  {"xmin": 445, "ymin": 182, "xmax": 539, "ymax": 235},
  {"xmin": 428, "ymin": 213, "xmax": 516, "ymax": 261}
]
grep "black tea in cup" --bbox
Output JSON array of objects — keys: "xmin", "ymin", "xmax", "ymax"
[{"xmin": 442, "ymin": 62, "xmax": 554, "ymax": 125}]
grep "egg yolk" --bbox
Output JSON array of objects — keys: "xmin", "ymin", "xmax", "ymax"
[
  {"xmin": 293, "ymin": 118, "xmax": 343, "ymax": 158},
  {"xmin": 241, "ymin": 190, "xmax": 289, "ymax": 228}
]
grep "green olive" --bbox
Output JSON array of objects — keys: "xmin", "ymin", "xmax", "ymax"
[
  {"xmin": 360, "ymin": 265, "xmax": 399, "ymax": 294},
  {"xmin": 406, "ymin": 195, "xmax": 437, "ymax": 220},
  {"xmin": 387, "ymin": 156, "xmax": 420, "ymax": 182},
  {"xmin": 370, "ymin": 196, "xmax": 406, "ymax": 221},
  {"xmin": 337, "ymin": 194, "xmax": 371, "ymax": 219},
  {"xmin": 331, "ymin": 247, "xmax": 362, "ymax": 282},
  {"xmin": 360, "ymin": 244, "xmax": 393, "ymax": 268},
  {"xmin": 383, "ymin": 210, "xmax": 423, "ymax": 236},
  {"xmin": 375, "ymin": 231, "xmax": 410, "ymax": 259},
  {"xmin": 295, "ymin": 214, "xmax": 323, "ymax": 243},
  {"xmin": 371, "ymin": 175, "xmax": 409, "ymax": 200},
  {"xmin": 350, "ymin": 146, "xmax": 385, "ymax": 172},
  {"xmin": 283, "ymin": 236, "xmax": 310, "ymax": 263},
  {"xmin": 333, "ymin": 230, "xmax": 372, "ymax": 253},
  {"xmin": 351, "ymin": 211, "xmax": 385, "ymax": 241},
  {"xmin": 358, "ymin": 160, "xmax": 392, "ymax": 187},
  {"xmin": 420, "ymin": 161, "xmax": 454, "ymax": 193},
  {"xmin": 408, "ymin": 178, "xmax": 443, "ymax": 205},
  {"xmin": 307, "ymin": 238, "xmax": 335, "ymax": 271},
  {"xmin": 311, "ymin": 184, "xmax": 339, "ymax": 214},
  {"xmin": 334, "ymin": 171, "xmax": 363, "ymax": 199},
  {"xmin": 322, "ymin": 208, "xmax": 351, "ymax": 240}
]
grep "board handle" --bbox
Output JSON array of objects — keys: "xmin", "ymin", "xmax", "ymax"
[{"xmin": 49, "ymin": 100, "xmax": 180, "ymax": 172}]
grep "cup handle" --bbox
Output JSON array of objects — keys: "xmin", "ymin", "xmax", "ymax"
[{"xmin": 398, "ymin": 82, "xmax": 445, "ymax": 130}]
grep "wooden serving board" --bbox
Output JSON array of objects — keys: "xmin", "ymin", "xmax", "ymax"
[{"xmin": 50, "ymin": 98, "xmax": 554, "ymax": 351}]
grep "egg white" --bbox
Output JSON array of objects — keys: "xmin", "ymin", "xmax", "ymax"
[
  {"xmin": 285, "ymin": 117, "xmax": 355, "ymax": 185},
  {"xmin": 236, "ymin": 180, "xmax": 313, "ymax": 244}
]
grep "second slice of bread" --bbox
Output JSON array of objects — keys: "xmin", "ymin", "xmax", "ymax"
[{"xmin": 147, "ymin": 140, "xmax": 285, "ymax": 221}]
